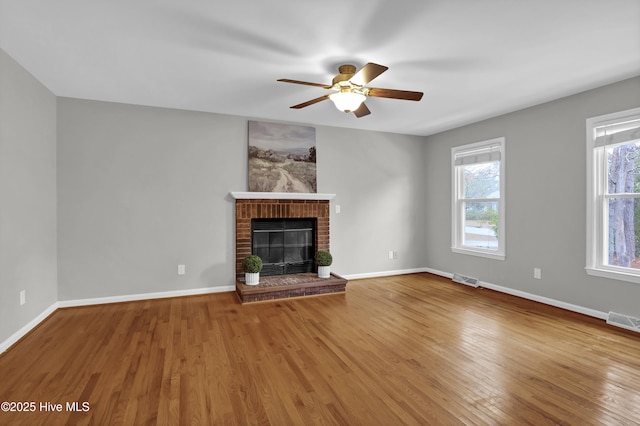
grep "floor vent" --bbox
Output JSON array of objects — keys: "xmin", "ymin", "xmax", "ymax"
[
  {"xmin": 452, "ymin": 273, "xmax": 479, "ymax": 288},
  {"xmin": 607, "ymin": 311, "xmax": 640, "ymax": 333}
]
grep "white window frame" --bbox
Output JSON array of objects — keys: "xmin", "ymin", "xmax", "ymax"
[
  {"xmin": 451, "ymin": 137, "xmax": 506, "ymax": 260},
  {"xmin": 586, "ymin": 107, "xmax": 640, "ymax": 284}
]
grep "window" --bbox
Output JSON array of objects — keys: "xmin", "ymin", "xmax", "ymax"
[
  {"xmin": 586, "ymin": 107, "xmax": 640, "ymax": 283},
  {"xmin": 452, "ymin": 137, "xmax": 505, "ymax": 260}
]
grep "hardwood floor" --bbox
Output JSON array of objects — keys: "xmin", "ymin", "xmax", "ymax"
[{"xmin": 1, "ymin": 273, "xmax": 639, "ymax": 425}]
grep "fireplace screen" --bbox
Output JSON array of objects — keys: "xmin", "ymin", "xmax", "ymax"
[{"xmin": 252, "ymin": 218, "xmax": 315, "ymax": 276}]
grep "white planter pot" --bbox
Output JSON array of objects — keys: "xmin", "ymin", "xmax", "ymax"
[
  {"xmin": 318, "ymin": 266, "xmax": 331, "ymax": 279},
  {"xmin": 245, "ymin": 272, "xmax": 260, "ymax": 285}
]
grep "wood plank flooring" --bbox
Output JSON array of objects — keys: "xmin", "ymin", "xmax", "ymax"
[{"xmin": 1, "ymin": 273, "xmax": 639, "ymax": 425}]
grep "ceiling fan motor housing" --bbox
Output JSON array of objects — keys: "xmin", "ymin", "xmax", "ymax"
[{"xmin": 332, "ymin": 65, "xmax": 357, "ymax": 86}]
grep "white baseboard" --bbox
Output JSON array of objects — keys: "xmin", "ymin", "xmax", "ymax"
[
  {"xmin": 1, "ymin": 285, "xmax": 235, "ymax": 355},
  {"xmin": 0, "ymin": 302, "xmax": 59, "ymax": 355},
  {"xmin": 423, "ymin": 267, "xmax": 608, "ymax": 320},
  {"xmin": 480, "ymin": 282, "xmax": 608, "ymax": 320},
  {"xmin": 422, "ymin": 267, "xmax": 454, "ymax": 279},
  {"xmin": 342, "ymin": 267, "xmax": 430, "ymax": 280},
  {"xmin": 58, "ymin": 285, "xmax": 236, "ymax": 308}
]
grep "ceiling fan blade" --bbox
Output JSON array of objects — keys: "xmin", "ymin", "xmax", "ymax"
[
  {"xmin": 290, "ymin": 94, "xmax": 330, "ymax": 109},
  {"xmin": 350, "ymin": 63, "xmax": 388, "ymax": 86},
  {"xmin": 277, "ymin": 79, "xmax": 331, "ymax": 89},
  {"xmin": 367, "ymin": 87, "xmax": 423, "ymax": 101},
  {"xmin": 353, "ymin": 103, "xmax": 371, "ymax": 118}
]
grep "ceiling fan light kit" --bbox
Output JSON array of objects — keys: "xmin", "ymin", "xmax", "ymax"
[
  {"xmin": 329, "ymin": 91, "xmax": 366, "ymax": 113},
  {"xmin": 278, "ymin": 62, "xmax": 423, "ymax": 118}
]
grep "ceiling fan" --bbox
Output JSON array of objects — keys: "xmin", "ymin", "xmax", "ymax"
[{"xmin": 277, "ymin": 62, "xmax": 423, "ymax": 118}]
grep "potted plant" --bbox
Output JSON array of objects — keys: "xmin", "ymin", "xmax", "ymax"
[
  {"xmin": 315, "ymin": 250, "xmax": 332, "ymax": 278},
  {"xmin": 242, "ymin": 255, "xmax": 263, "ymax": 285}
]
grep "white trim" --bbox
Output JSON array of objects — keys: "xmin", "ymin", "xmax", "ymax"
[
  {"xmin": 422, "ymin": 267, "xmax": 454, "ymax": 278},
  {"xmin": 342, "ymin": 268, "xmax": 430, "ymax": 280},
  {"xmin": 230, "ymin": 192, "xmax": 335, "ymax": 200},
  {"xmin": 423, "ymin": 266, "xmax": 608, "ymax": 320},
  {"xmin": 451, "ymin": 247, "xmax": 506, "ymax": 261},
  {"xmin": 585, "ymin": 267, "xmax": 640, "ymax": 284},
  {"xmin": 0, "ymin": 285, "xmax": 235, "ymax": 354},
  {"xmin": 0, "ymin": 302, "xmax": 59, "ymax": 355},
  {"xmin": 58, "ymin": 285, "xmax": 236, "ymax": 308},
  {"xmin": 480, "ymin": 281, "xmax": 607, "ymax": 320}
]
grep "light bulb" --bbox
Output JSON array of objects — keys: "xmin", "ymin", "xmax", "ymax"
[{"xmin": 329, "ymin": 92, "xmax": 366, "ymax": 112}]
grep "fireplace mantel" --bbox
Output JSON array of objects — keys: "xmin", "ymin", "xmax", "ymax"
[{"xmin": 230, "ymin": 192, "xmax": 335, "ymax": 201}]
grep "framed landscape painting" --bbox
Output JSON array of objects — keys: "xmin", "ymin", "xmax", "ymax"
[{"xmin": 248, "ymin": 121, "xmax": 317, "ymax": 193}]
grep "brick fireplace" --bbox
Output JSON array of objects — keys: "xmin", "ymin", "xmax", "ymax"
[
  {"xmin": 231, "ymin": 192, "xmax": 334, "ymax": 279},
  {"xmin": 231, "ymin": 192, "xmax": 347, "ymax": 302}
]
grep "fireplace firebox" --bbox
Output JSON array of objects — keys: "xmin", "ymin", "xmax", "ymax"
[{"xmin": 252, "ymin": 218, "xmax": 315, "ymax": 276}]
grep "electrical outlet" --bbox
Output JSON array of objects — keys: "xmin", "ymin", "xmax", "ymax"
[
  {"xmin": 178, "ymin": 264, "xmax": 186, "ymax": 276},
  {"xmin": 534, "ymin": 268, "xmax": 541, "ymax": 279},
  {"xmin": 388, "ymin": 251, "xmax": 394, "ymax": 260},
  {"xmin": 19, "ymin": 290, "xmax": 26, "ymax": 305}
]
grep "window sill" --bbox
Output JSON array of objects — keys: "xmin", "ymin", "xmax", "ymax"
[
  {"xmin": 452, "ymin": 247, "xmax": 505, "ymax": 261},
  {"xmin": 585, "ymin": 267, "xmax": 640, "ymax": 284}
]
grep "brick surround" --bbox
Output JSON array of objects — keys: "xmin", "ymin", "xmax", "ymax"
[{"xmin": 235, "ymin": 199, "xmax": 330, "ymax": 278}]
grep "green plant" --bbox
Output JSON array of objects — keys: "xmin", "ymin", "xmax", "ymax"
[
  {"xmin": 315, "ymin": 250, "xmax": 333, "ymax": 267},
  {"xmin": 487, "ymin": 208, "xmax": 499, "ymax": 237},
  {"xmin": 242, "ymin": 255, "xmax": 263, "ymax": 273}
]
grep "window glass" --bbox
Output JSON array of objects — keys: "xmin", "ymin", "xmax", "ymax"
[
  {"xmin": 463, "ymin": 161, "xmax": 500, "ymax": 198},
  {"xmin": 463, "ymin": 201, "xmax": 499, "ymax": 250},
  {"xmin": 604, "ymin": 141, "xmax": 640, "ymax": 269}
]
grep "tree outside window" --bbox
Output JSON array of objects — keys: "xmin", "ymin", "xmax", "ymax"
[{"xmin": 606, "ymin": 142, "xmax": 640, "ymax": 268}]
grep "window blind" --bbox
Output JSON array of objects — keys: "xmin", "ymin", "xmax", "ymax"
[
  {"xmin": 454, "ymin": 143, "xmax": 501, "ymax": 166},
  {"xmin": 594, "ymin": 119, "xmax": 640, "ymax": 147}
]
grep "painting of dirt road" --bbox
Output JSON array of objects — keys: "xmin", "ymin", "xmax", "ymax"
[{"xmin": 248, "ymin": 121, "xmax": 317, "ymax": 193}]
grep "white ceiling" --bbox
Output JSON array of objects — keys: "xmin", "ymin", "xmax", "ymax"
[{"xmin": 1, "ymin": 0, "xmax": 639, "ymax": 136}]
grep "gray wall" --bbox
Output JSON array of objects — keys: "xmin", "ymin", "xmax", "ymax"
[
  {"xmin": 57, "ymin": 100, "xmax": 246, "ymax": 300},
  {"xmin": 0, "ymin": 49, "xmax": 58, "ymax": 344},
  {"xmin": 319, "ymin": 126, "xmax": 426, "ymax": 275},
  {"xmin": 57, "ymin": 98, "xmax": 427, "ymax": 300},
  {"xmin": 424, "ymin": 76, "xmax": 640, "ymax": 317}
]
